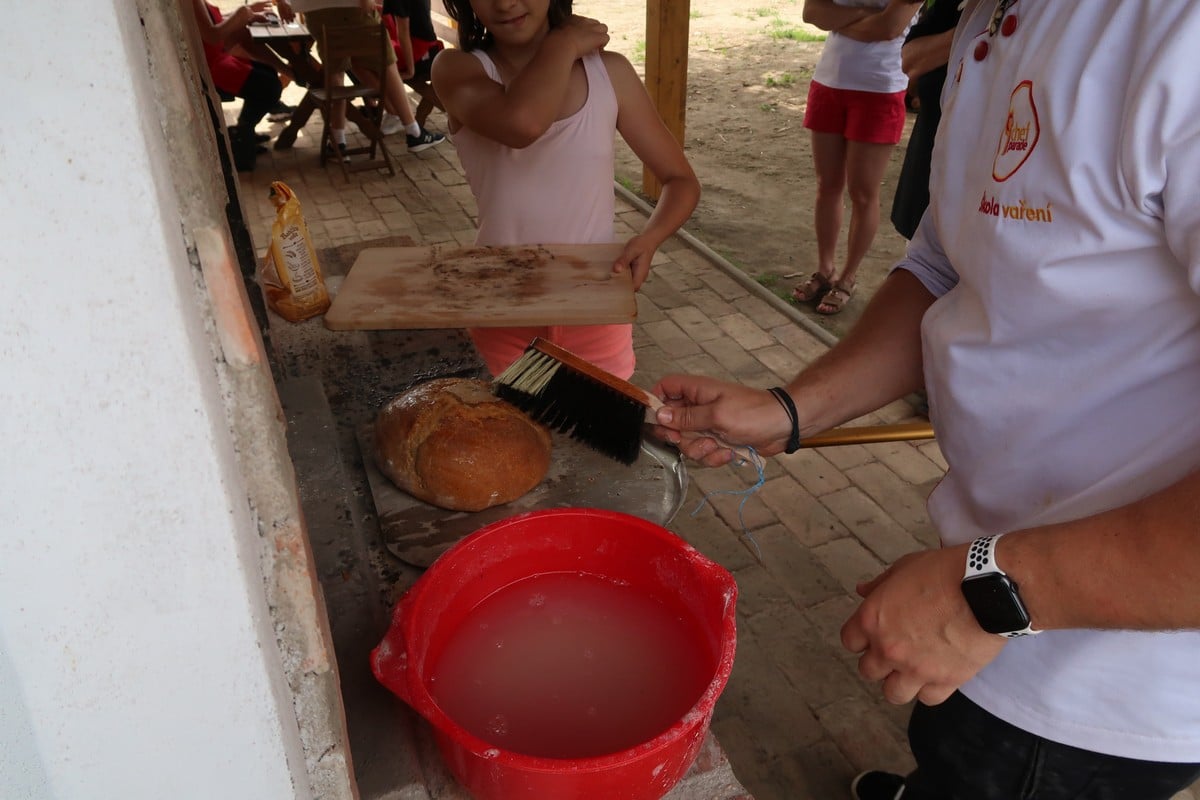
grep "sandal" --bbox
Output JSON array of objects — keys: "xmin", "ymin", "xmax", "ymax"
[
  {"xmin": 791, "ymin": 271, "xmax": 832, "ymax": 304},
  {"xmin": 816, "ymin": 280, "xmax": 855, "ymax": 315}
]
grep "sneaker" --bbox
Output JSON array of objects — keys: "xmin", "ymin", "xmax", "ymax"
[
  {"xmin": 325, "ymin": 141, "xmax": 350, "ymax": 164},
  {"xmin": 406, "ymin": 127, "xmax": 446, "ymax": 153},
  {"xmin": 850, "ymin": 770, "xmax": 905, "ymax": 800},
  {"xmin": 267, "ymin": 101, "xmax": 296, "ymax": 122},
  {"xmin": 380, "ymin": 112, "xmax": 405, "ymax": 137}
]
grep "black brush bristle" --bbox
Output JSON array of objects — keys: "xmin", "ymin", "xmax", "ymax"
[{"xmin": 494, "ymin": 350, "xmax": 646, "ymax": 465}]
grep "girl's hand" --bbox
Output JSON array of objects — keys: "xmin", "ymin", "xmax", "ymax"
[
  {"xmin": 613, "ymin": 234, "xmax": 656, "ymax": 290},
  {"xmin": 556, "ymin": 15, "xmax": 610, "ymax": 58},
  {"xmin": 247, "ymin": 1, "xmax": 273, "ymax": 12},
  {"xmin": 275, "ymin": 0, "xmax": 296, "ymax": 22}
]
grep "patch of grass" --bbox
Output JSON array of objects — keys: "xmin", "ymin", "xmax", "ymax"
[
  {"xmin": 632, "ymin": 39, "xmax": 646, "ymax": 64},
  {"xmin": 769, "ymin": 19, "xmax": 826, "ymax": 42},
  {"xmin": 759, "ymin": 102, "xmax": 779, "ymax": 113},
  {"xmin": 615, "ymin": 175, "xmax": 637, "ymax": 194},
  {"xmin": 717, "ymin": 249, "xmax": 744, "ymax": 269},
  {"xmin": 755, "ymin": 274, "xmax": 781, "ymax": 288},
  {"xmin": 752, "ymin": 6, "xmax": 775, "ymax": 16},
  {"xmin": 765, "ymin": 72, "xmax": 798, "ymax": 88},
  {"xmin": 690, "ymin": 9, "xmax": 702, "ymax": 19}
]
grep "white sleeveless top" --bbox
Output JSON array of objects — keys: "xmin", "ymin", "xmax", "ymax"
[{"xmin": 452, "ymin": 50, "xmax": 617, "ymax": 246}]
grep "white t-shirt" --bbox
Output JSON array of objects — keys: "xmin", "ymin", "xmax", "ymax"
[
  {"xmin": 811, "ymin": 0, "xmax": 913, "ymax": 94},
  {"xmin": 900, "ymin": 0, "xmax": 1200, "ymax": 762}
]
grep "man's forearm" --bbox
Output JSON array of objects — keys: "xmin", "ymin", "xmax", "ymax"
[
  {"xmin": 788, "ymin": 269, "xmax": 931, "ymax": 435},
  {"xmin": 1002, "ymin": 469, "xmax": 1200, "ymax": 632}
]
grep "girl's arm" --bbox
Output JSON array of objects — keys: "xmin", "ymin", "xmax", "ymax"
[
  {"xmin": 389, "ymin": 13, "xmax": 417, "ymax": 79},
  {"xmin": 604, "ymin": 52, "xmax": 700, "ymax": 289},
  {"xmin": 431, "ymin": 16, "xmax": 609, "ymax": 147},
  {"xmin": 802, "ymin": 0, "xmax": 873, "ymax": 32},
  {"xmin": 192, "ymin": 0, "xmax": 255, "ymax": 47},
  {"xmin": 836, "ymin": 0, "xmax": 924, "ymax": 43}
]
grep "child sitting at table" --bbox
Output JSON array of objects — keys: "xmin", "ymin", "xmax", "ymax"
[
  {"xmin": 276, "ymin": 0, "xmax": 446, "ymax": 153},
  {"xmin": 382, "ymin": 0, "xmax": 444, "ymax": 85},
  {"xmin": 432, "ymin": 0, "xmax": 700, "ymax": 379},
  {"xmin": 192, "ymin": 0, "xmax": 286, "ymax": 171}
]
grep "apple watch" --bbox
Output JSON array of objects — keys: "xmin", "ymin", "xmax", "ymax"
[{"xmin": 961, "ymin": 534, "xmax": 1041, "ymax": 638}]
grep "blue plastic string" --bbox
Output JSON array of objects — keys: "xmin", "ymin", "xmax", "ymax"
[{"xmin": 690, "ymin": 446, "xmax": 767, "ymax": 560}]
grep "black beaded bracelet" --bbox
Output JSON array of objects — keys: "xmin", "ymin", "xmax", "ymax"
[{"xmin": 767, "ymin": 386, "xmax": 801, "ymax": 454}]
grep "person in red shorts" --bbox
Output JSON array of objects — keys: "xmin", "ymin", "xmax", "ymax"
[
  {"xmin": 792, "ymin": 0, "xmax": 923, "ymax": 315},
  {"xmin": 382, "ymin": 0, "xmax": 444, "ymax": 85},
  {"xmin": 192, "ymin": 0, "xmax": 286, "ymax": 171}
]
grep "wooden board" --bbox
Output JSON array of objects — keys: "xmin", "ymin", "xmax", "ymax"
[{"xmin": 324, "ymin": 243, "xmax": 637, "ymax": 330}]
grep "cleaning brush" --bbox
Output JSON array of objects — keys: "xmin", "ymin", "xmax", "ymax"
[
  {"xmin": 494, "ymin": 337, "xmax": 935, "ymax": 465},
  {"xmin": 494, "ymin": 338, "xmax": 654, "ymax": 464}
]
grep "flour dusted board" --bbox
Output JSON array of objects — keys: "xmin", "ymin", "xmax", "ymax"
[{"xmin": 324, "ymin": 243, "xmax": 637, "ymax": 330}]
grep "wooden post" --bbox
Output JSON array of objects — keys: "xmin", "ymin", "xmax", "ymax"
[{"xmin": 643, "ymin": 0, "xmax": 690, "ymax": 200}]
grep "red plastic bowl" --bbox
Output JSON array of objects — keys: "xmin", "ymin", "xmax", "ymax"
[{"xmin": 371, "ymin": 508, "xmax": 738, "ymax": 800}]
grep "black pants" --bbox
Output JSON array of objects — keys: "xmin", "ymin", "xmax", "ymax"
[
  {"xmin": 229, "ymin": 63, "xmax": 282, "ymax": 170},
  {"xmin": 902, "ymin": 692, "xmax": 1200, "ymax": 800}
]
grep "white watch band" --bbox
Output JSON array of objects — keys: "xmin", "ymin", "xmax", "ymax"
[{"xmin": 964, "ymin": 534, "xmax": 1041, "ymax": 638}]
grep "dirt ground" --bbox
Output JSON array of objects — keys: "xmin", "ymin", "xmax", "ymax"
[{"xmin": 578, "ymin": 0, "xmax": 914, "ymax": 339}]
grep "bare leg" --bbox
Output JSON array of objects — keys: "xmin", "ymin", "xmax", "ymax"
[
  {"xmin": 838, "ymin": 139, "xmax": 895, "ymax": 289},
  {"xmin": 810, "ymin": 130, "xmax": 848, "ymax": 280},
  {"xmin": 350, "ymin": 62, "xmax": 416, "ymax": 125}
]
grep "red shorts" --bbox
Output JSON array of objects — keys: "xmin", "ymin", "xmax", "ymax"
[{"xmin": 803, "ymin": 81, "xmax": 907, "ymax": 145}]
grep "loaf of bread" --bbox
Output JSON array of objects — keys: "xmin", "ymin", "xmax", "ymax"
[{"xmin": 374, "ymin": 378, "xmax": 552, "ymax": 512}]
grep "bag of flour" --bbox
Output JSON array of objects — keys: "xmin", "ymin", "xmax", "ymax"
[{"xmin": 260, "ymin": 181, "xmax": 331, "ymax": 322}]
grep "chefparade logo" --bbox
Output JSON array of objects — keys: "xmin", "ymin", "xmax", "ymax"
[
  {"xmin": 993, "ymin": 80, "xmax": 1039, "ymax": 182},
  {"xmin": 977, "ymin": 79, "xmax": 1052, "ymax": 223}
]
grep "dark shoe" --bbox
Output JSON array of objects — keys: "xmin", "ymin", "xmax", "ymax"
[
  {"xmin": 324, "ymin": 141, "xmax": 350, "ymax": 164},
  {"xmin": 850, "ymin": 770, "xmax": 905, "ymax": 800},
  {"xmin": 267, "ymin": 101, "xmax": 296, "ymax": 122},
  {"xmin": 228, "ymin": 125, "xmax": 270, "ymax": 144},
  {"xmin": 229, "ymin": 129, "xmax": 257, "ymax": 172},
  {"xmin": 406, "ymin": 127, "xmax": 446, "ymax": 153}
]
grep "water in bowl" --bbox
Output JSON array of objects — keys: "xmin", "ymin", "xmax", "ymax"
[{"xmin": 428, "ymin": 571, "xmax": 715, "ymax": 759}]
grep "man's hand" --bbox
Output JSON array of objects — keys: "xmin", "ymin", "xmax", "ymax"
[
  {"xmin": 841, "ymin": 544, "xmax": 1006, "ymax": 705},
  {"xmin": 650, "ymin": 376, "xmax": 791, "ymax": 466}
]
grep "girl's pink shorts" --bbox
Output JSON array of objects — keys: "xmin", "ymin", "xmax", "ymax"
[{"xmin": 469, "ymin": 324, "xmax": 636, "ymax": 381}]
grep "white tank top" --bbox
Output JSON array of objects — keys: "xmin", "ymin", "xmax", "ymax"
[{"xmin": 453, "ymin": 50, "xmax": 618, "ymax": 246}]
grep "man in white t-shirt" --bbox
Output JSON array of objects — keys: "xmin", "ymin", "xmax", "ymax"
[{"xmin": 651, "ymin": 2, "xmax": 1200, "ymax": 798}]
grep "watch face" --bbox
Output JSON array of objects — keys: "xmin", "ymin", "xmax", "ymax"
[{"xmin": 961, "ymin": 573, "xmax": 1032, "ymax": 635}]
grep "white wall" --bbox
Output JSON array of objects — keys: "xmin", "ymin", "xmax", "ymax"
[{"xmin": 0, "ymin": 3, "xmax": 308, "ymax": 797}]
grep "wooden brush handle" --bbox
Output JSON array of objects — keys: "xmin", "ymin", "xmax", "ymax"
[
  {"xmin": 801, "ymin": 421, "xmax": 934, "ymax": 448},
  {"xmin": 645, "ymin": 396, "xmax": 935, "ymax": 457}
]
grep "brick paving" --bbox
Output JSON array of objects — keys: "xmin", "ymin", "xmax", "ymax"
[{"xmin": 233, "ymin": 92, "xmax": 1198, "ymax": 800}]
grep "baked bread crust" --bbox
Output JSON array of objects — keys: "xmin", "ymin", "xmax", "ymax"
[{"xmin": 374, "ymin": 378, "xmax": 552, "ymax": 512}]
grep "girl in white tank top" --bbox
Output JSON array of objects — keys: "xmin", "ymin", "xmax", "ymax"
[{"xmin": 431, "ymin": 0, "xmax": 700, "ymax": 379}]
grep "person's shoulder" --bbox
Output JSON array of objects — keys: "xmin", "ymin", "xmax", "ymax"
[
  {"xmin": 430, "ymin": 46, "xmax": 487, "ymax": 85},
  {"xmin": 598, "ymin": 49, "xmax": 637, "ymax": 81}
]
